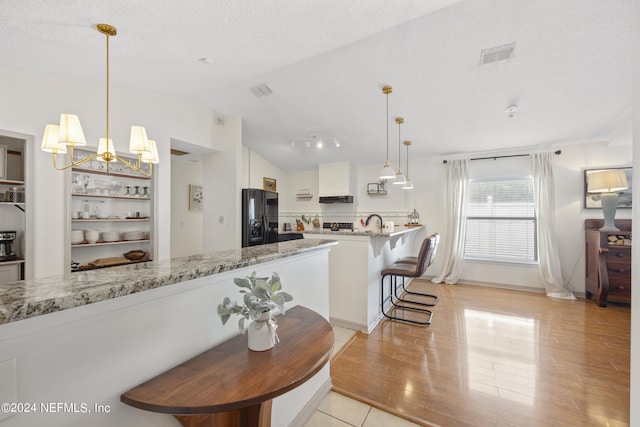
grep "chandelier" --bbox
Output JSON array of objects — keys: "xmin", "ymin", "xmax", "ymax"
[{"xmin": 40, "ymin": 24, "xmax": 158, "ymax": 176}]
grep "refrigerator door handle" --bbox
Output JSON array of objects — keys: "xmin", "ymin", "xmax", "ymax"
[{"xmin": 262, "ymin": 213, "xmax": 268, "ymax": 245}]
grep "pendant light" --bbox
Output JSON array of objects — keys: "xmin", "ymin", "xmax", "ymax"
[
  {"xmin": 393, "ymin": 117, "xmax": 406, "ymax": 185},
  {"xmin": 402, "ymin": 140, "xmax": 414, "ymax": 190},
  {"xmin": 379, "ymin": 86, "xmax": 395, "ymax": 179},
  {"xmin": 41, "ymin": 24, "xmax": 157, "ymax": 176}
]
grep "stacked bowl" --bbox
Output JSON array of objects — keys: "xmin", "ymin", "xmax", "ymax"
[
  {"xmin": 123, "ymin": 231, "xmax": 144, "ymax": 241},
  {"xmin": 101, "ymin": 231, "xmax": 120, "ymax": 242},
  {"xmin": 71, "ymin": 230, "xmax": 84, "ymax": 244}
]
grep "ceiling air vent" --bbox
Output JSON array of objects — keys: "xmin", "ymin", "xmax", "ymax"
[
  {"xmin": 480, "ymin": 43, "xmax": 515, "ymax": 65},
  {"xmin": 250, "ymin": 84, "xmax": 273, "ymax": 97}
]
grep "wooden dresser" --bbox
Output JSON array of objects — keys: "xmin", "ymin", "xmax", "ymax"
[{"xmin": 585, "ymin": 219, "xmax": 631, "ymax": 307}]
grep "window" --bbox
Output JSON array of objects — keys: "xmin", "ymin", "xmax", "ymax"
[{"xmin": 464, "ymin": 177, "xmax": 537, "ymax": 263}]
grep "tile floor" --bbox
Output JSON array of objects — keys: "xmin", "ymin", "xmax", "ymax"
[{"xmin": 303, "ymin": 326, "xmax": 420, "ymax": 427}]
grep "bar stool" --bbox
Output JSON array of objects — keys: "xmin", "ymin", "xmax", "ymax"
[
  {"xmin": 394, "ymin": 233, "xmax": 440, "ymax": 304},
  {"xmin": 380, "ymin": 233, "xmax": 439, "ymax": 325}
]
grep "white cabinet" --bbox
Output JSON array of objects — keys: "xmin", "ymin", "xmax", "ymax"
[
  {"xmin": 0, "ymin": 262, "xmax": 21, "ymax": 283},
  {"xmin": 318, "ymin": 161, "xmax": 354, "ymax": 197},
  {"xmin": 70, "ymin": 150, "xmax": 153, "ymax": 272}
]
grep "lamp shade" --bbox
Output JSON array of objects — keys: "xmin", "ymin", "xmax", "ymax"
[
  {"xmin": 402, "ymin": 178, "xmax": 414, "ymax": 190},
  {"xmin": 587, "ymin": 170, "xmax": 628, "ymax": 193},
  {"xmin": 380, "ymin": 161, "xmax": 395, "ymax": 179},
  {"xmin": 393, "ymin": 171, "xmax": 406, "ymax": 185},
  {"xmin": 129, "ymin": 126, "xmax": 151, "ymax": 154},
  {"xmin": 58, "ymin": 114, "xmax": 87, "ymax": 146},
  {"xmin": 41, "ymin": 124, "xmax": 67, "ymax": 153},
  {"xmin": 97, "ymin": 138, "xmax": 117, "ymax": 162},
  {"xmin": 141, "ymin": 139, "xmax": 160, "ymax": 164}
]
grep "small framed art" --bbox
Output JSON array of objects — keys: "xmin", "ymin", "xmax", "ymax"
[{"xmin": 189, "ymin": 184, "xmax": 203, "ymax": 211}]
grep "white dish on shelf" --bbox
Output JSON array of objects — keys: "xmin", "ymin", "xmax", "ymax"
[
  {"xmin": 101, "ymin": 231, "xmax": 120, "ymax": 242},
  {"xmin": 71, "ymin": 230, "xmax": 84, "ymax": 244},
  {"xmin": 123, "ymin": 231, "xmax": 144, "ymax": 241}
]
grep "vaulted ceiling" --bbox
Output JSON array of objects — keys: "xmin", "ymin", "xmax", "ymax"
[{"xmin": 0, "ymin": 0, "xmax": 631, "ymax": 171}]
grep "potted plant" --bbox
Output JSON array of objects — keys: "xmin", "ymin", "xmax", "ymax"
[{"xmin": 217, "ymin": 272, "xmax": 293, "ymax": 351}]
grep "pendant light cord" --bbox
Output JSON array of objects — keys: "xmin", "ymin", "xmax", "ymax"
[
  {"xmin": 386, "ymin": 92, "xmax": 389, "ymax": 161},
  {"xmin": 105, "ymin": 31, "xmax": 110, "ymax": 144},
  {"xmin": 397, "ymin": 120, "xmax": 401, "ymax": 170},
  {"xmin": 406, "ymin": 142, "xmax": 409, "ymax": 177}
]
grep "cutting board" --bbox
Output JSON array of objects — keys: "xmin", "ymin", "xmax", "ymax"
[{"xmin": 88, "ymin": 257, "xmax": 132, "ymax": 267}]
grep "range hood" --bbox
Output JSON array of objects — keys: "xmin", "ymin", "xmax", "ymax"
[
  {"xmin": 318, "ymin": 162, "xmax": 355, "ymax": 203},
  {"xmin": 319, "ymin": 195, "xmax": 354, "ymax": 204}
]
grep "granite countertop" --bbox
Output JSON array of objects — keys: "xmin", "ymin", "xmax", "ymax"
[
  {"xmin": 0, "ymin": 238, "xmax": 338, "ymax": 325},
  {"xmin": 303, "ymin": 225, "xmax": 423, "ymax": 238}
]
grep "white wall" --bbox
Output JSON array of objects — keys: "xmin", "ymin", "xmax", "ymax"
[
  {"xmin": 170, "ymin": 158, "xmax": 203, "ymax": 257},
  {"xmin": 203, "ymin": 116, "xmax": 243, "ymax": 252},
  {"xmin": 0, "ymin": 66, "xmax": 214, "ymax": 277}
]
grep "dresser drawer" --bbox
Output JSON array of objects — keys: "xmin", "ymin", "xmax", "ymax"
[{"xmin": 606, "ymin": 247, "xmax": 631, "ymax": 262}]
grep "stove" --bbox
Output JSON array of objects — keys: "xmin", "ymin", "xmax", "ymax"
[{"xmin": 323, "ymin": 222, "xmax": 354, "ymax": 231}]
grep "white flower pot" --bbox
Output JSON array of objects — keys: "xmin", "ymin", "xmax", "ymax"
[{"xmin": 248, "ymin": 315, "xmax": 278, "ymax": 352}]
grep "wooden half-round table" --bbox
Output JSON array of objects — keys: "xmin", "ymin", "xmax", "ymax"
[{"xmin": 121, "ymin": 305, "xmax": 334, "ymax": 427}]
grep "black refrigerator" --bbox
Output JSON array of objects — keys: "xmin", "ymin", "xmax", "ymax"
[{"xmin": 241, "ymin": 189, "xmax": 278, "ymax": 247}]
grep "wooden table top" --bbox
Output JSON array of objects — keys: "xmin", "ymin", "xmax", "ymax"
[{"xmin": 121, "ymin": 305, "xmax": 334, "ymax": 415}]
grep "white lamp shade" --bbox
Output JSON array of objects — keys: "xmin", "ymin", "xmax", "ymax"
[
  {"xmin": 402, "ymin": 178, "xmax": 414, "ymax": 190},
  {"xmin": 141, "ymin": 139, "xmax": 160, "ymax": 164},
  {"xmin": 58, "ymin": 114, "xmax": 86, "ymax": 146},
  {"xmin": 97, "ymin": 138, "xmax": 117, "ymax": 162},
  {"xmin": 129, "ymin": 126, "xmax": 151, "ymax": 154},
  {"xmin": 41, "ymin": 124, "xmax": 67, "ymax": 153},
  {"xmin": 379, "ymin": 161, "xmax": 395, "ymax": 179},
  {"xmin": 588, "ymin": 170, "xmax": 628, "ymax": 193},
  {"xmin": 393, "ymin": 171, "xmax": 406, "ymax": 185}
]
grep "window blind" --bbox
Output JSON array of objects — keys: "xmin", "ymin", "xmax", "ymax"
[{"xmin": 465, "ymin": 177, "xmax": 537, "ymax": 263}]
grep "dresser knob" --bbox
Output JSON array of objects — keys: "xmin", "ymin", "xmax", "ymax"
[
  {"xmin": 618, "ymin": 285, "xmax": 625, "ymax": 291},
  {"xmin": 618, "ymin": 268, "xmax": 625, "ymax": 273},
  {"xmin": 616, "ymin": 252, "xmax": 624, "ymax": 257}
]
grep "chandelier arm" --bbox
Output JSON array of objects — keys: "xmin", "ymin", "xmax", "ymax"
[{"xmin": 52, "ymin": 150, "xmax": 99, "ymax": 170}]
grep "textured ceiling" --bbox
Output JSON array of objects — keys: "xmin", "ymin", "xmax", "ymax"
[{"xmin": 0, "ymin": 0, "xmax": 631, "ymax": 171}]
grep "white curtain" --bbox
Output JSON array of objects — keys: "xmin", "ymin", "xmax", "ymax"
[
  {"xmin": 531, "ymin": 153, "xmax": 576, "ymax": 300},
  {"xmin": 432, "ymin": 159, "xmax": 469, "ymax": 285}
]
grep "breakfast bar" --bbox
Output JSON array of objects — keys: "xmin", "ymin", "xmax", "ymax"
[
  {"xmin": 304, "ymin": 225, "xmax": 426, "ymax": 332},
  {"xmin": 0, "ymin": 239, "xmax": 337, "ymax": 427}
]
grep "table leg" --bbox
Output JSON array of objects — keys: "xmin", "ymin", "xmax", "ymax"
[{"xmin": 174, "ymin": 400, "xmax": 272, "ymax": 427}]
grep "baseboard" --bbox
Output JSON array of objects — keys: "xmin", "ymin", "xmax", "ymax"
[
  {"xmin": 329, "ymin": 317, "xmax": 368, "ymax": 333},
  {"xmin": 288, "ymin": 378, "xmax": 333, "ymax": 427}
]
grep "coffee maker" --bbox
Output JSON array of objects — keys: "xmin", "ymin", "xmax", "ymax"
[{"xmin": 0, "ymin": 231, "xmax": 17, "ymax": 261}]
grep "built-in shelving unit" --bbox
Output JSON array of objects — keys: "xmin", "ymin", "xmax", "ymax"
[
  {"xmin": 70, "ymin": 149, "xmax": 154, "ymax": 272},
  {"xmin": 0, "ymin": 135, "xmax": 26, "ymax": 283}
]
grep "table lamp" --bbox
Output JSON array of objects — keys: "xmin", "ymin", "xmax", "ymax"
[{"xmin": 587, "ymin": 169, "xmax": 629, "ymax": 232}]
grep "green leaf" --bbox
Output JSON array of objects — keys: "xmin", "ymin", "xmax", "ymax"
[{"xmin": 234, "ymin": 277, "xmax": 252, "ymax": 289}]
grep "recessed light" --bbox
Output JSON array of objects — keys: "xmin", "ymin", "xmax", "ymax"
[{"xmin": 198, "ymin": 57, "xmax": 214, "ymax": 64}]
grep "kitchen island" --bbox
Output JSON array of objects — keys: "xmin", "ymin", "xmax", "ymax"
[
  {"xmin": 0, "ymin": 238, "xmax": 337, "ymax": 427},
  {"xmin": 304, "ymin": 225, "xmax": 426, "ymax": 332}
]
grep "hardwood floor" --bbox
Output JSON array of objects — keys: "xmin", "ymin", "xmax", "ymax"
[{"xmin": 330, "ymin": 279, "xmax": 630, "ymax": 427}]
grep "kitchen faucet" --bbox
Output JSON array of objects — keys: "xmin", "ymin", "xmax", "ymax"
[{"xmin": 365, "ymin": 214, "xmax": 383, "ymax": 231}]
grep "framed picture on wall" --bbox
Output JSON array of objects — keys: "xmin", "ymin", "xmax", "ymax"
[
  {"xmin": 584, "ymin": 167, "xmax": 632, "ymax": 209},
  {"xmin": 263, "ymin": 177, "xmax": 277, "ymax": 192},
  {"xmin": 189, "ymin": 184, "xmax": 203, "ymax": 211}
]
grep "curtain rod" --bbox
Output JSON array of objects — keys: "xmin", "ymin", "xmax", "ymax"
[{"xmin": 442, "ymin": 149, "xmax": 561, "ymax": 164}]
